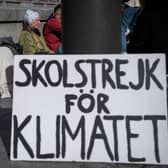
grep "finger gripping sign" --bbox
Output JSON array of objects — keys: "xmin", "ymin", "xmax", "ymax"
[{"xmin": 11, "ymin": 54, "xmax": 168, "ymax": 165}]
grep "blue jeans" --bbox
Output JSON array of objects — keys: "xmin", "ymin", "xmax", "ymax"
[
  {"xmin": 56, "ymin": 45, "xmax": 63, "ymax": 54},
  {"xmin": 121, "ymin": 6, "xmax": 141, "ymax": 53}
]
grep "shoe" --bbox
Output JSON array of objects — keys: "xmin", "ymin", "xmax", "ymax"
[
  {"xmin": 121, "ymin": 51, "xmax": 128, "ymax": 55},
  {"xmin": 125, "ymin": 28, "xmax": 130, "ymax": 36}
]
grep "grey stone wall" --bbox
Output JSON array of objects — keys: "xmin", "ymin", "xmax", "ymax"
[{"xmin": 0, "ymin": 23, "xmax": 22, "ymax": 42}]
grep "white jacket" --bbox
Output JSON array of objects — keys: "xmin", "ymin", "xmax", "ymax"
[
  {"xmin": 0, "ymin": 47, "xmax": 13, "ymax": 98},
  {"xmin": 125, "ymin": 0, "xmax": 141, "ymax": 7}
]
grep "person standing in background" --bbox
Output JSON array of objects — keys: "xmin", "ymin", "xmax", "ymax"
[
  {"xmin": 43, "ymin": 4, "xmax": 62, "ymax": 54},
  {"xmin": 121, "ymin": 0, "xmax": 142, "ymax": 53}
]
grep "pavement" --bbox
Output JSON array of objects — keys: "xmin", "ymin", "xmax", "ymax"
[{"xmin": 0, "ymin": 98, "xmax": 168, "ymax": 168}]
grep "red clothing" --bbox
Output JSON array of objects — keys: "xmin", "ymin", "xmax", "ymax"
[{"xmin": 43, "ymin": 18, "xmax": 62, "ymax": 51}]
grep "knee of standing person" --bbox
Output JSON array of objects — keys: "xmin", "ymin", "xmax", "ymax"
[
  {"xmin": 0, "ymin": 47, "xmax": 14, "ymax": 99},
  {"xmin": 122, "ymin": 0, "xmax": 141, "ymax": 30}
]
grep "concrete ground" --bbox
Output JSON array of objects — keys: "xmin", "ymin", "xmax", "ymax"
[{"xmin": 0, "ymin": 98, "xmax": 167, "ymax": 168}]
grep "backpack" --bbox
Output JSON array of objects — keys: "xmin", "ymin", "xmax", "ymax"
[{"xmin": 0, "ymin": 37, "xmax": 23, "ymax": 55}]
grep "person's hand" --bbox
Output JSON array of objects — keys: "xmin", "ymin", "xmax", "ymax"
[{"xmin": 49, "ymin": 50, "xmax": 55, "ymax": 54}]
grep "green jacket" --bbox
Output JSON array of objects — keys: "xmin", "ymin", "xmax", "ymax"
[{"xmin": 19, "ymin": 30, "xmax": 49, "ymax": 55}]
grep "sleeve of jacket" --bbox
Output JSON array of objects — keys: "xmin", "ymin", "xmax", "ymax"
[
  {"xmin": 19, "ymin": 31, "xmax": 37, "ymax": 54},
  {"xmin": 40, "ymin": 35, "xmax": 50, "ymax": 52},
  {"xmin": 47, "ymin": 19, "xmax": 62, "ymax": 33}
]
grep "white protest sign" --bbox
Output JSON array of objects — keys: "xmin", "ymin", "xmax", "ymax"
[{"xmin": 11, "ymin": 54, "xmax": 168, "ymax": 165}]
